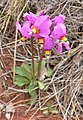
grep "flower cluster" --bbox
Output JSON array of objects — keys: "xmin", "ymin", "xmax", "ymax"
[{"xmin": 16, "ymin": 11, "xmax": 70, "ymax": 58}]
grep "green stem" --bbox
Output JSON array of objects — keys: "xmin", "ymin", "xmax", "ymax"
[
  {"xmin": 38, "ymin": 49, "xmax": 44, "ymax": 78},
  {"xmin": 31, "ymin": 37, "xmax": 34, "ymax": 81}
]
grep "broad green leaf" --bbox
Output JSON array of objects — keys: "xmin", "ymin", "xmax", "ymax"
[
  {"xmin": 43, "ymin": 110, "xmax": 48, "ymax": 116},
  {"xmin": 50, "ymin": 108, "xmax": 58, "ymax": 114},
  {"xmin": 21, "ymin": 63, "xmax": 32, "ymax": 73},
  {"xmin": 15, "ymin": 66, "xmax": 32, "ymax": 80},
  {"xmin": 38, "ymin": 81, "xmax": 44, "ymax": 90},
  {"xmin": 14, "ymin": 67, "xmax": 24, "ymax": 76},
  {"xmin": 14, "ymin": 75, "xmax": 30, "ymax": 86}
]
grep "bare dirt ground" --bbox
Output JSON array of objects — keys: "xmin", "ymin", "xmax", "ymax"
[{"xmin": 0, "ymin": 0, "xmax": 83, "ymax": 120}]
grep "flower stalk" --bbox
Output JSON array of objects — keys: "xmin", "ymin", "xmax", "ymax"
[
  {"xmin": 37, "ymin": 49, "xmax": 44, "ymax": 78},
  {"xmin": 31, "ymin": 37, "xmax": 35, "ymax": 82}
]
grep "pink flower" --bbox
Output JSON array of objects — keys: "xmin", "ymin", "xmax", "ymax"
[
  {"xmin": 16, "ymin": 21, "xmax": 31, "ymax": 40},
  {"xmin": 30, "ymin": 15, "xmax": 52, "ymax": 38},
  {"xmin": 23, "ymin": 11, "xmax": 45, "ymax": 24},
  {"xmin": 53, "ymin": 14, "xmax": 65, "ymax": 25},
  {"xmin": 51, "ymin": 23, "xmax": 70, "ymax": 54},
  {"xmin": 39, "ymin": 10, "xmax": 45, "ymax": 16},
  {"xmin": 23, "ymin": 12, "xmax": 38, "ymax": 24},
  {"xmin": 43, "ymin": 37, "xmax": 55, "ymax": 58}
]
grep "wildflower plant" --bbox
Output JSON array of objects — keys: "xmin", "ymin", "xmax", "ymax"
[{"xmin": 14, "ymin": 11, "xmax": 71, "ymax": 105}]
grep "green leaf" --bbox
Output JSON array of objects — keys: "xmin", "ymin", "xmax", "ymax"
[
  {"xmin": 50, "ymin": 108, "xmax": 58, "ymax": 114},
  {"xmin": 14, "ymin": 66, "xmax": 32, "ymax": 80},
  {"xmin": 29, "ymin": 90, "xmax": 37, "ymax": 105},
  {"xmin": 30, "ymin": 90, "xmax": 37, "ymax": 98},
  {"xmin": 47, "ymin": 102, "xmax": 52, "ymax": 110},
  {"xmin": 30, "ymin": 98, "xmax": 35, "ymax": 106},
  {"xmin": 38, "ymin": 81, "xmax": 44, "ymax": 90},
  {"xmin": 33, "ymin": 80, "xmax": 38, "ymax": 86},
  {"xmin": 27, "ymin": 83, "xmax": 37, "ymax": 93},
  {"xmin": 34, "ymin": 61, "xmax": 38, "ymax": 73},
  {"xmin": 43, "ymin": 110, "xmax": 48, "ymax": 116},
  {"xmin": 21, "ymin": 63, "xmax": 32, "ymax": 73},
  {"xmin": 47, "ymin": 69, "xmax": 53, "ymax": 77},
  {"xmin": 14, "ymin": 75, "xmax": 30, "ymax": 86},
  {"xmin": 14, "ymin": 67, "xmax": 24, "ymax": 76},
  {"xmin": 27, "ymin": 84, "xmax": 37, "ymax": 105},
  {"xmin": 41, "ymin": 60, "xmax": 46, "ymax": 70}
]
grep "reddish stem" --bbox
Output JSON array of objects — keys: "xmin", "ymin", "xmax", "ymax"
[
  {"xmin": 31, "ymin": 37, "xmax": 34, "ymax": 81},
  {"xmin": 38, "ymin": 49, "xmax": 44, "ymax": 78}
]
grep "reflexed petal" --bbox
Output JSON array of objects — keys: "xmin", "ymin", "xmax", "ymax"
[
  {"xmin": 58, "ymin": 23, "xmax": 66, "ymax": 34},
  {"xmin": 58, "ymin": 43, "xmax": 62, "ymax": 54},
  {"xmin": 23, "ymin": 12, "xmax": 37, "ymax": 24},
  {"xmin": 16, "ymin": 21, "xmax": 21, "ymax": 31},
  {"xmin": 21, "ymin": 21, "xmax": 31, "ymax": 38},
  {"xmin": 39, "ymin": 10, "xmax": 44, "ymax": 16},
  {"xmin": 53, "ymin": 14, "xmax": 65, "ymax": 25},
  {"xmin": 51, "ymin": 23, "xmax": 66, "ymax": 39},
  {"xmin": 63, "ymin": 42, "xmax": 71, "ymax": 51},
  {"xmin": 39, "ymin": 20, "xmax": 52, "ymax": 37},
  {"xmin": 43, "ymin": 37, "xmax": 55, "ymax": 51},
  {"xmin": 34, "ymin": 15, "xmax": 49, "ymax": 27},
  {"xmin": 23, "ymin": 12, "xmax": 29, "ymax": 19}
]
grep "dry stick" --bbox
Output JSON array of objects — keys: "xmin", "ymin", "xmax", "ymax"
[
  {"xmin": 64, "ymin": 79, "xmax": 67, "ymax": 107},
  {"xmin": 13, "ymin": 1, "xmax": 29, "ymax": 81},
  {"xmin": 31, "ymin": 37, "xmax": 34, "ymax": 82},
  {"xmin": 37, "ymin": 49, "xmax": 44, "ymax": 78}
]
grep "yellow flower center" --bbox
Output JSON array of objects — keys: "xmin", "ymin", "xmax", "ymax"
[
  {"xmin": 21, "ymin": 37, "xmax": 26, "ymax": 41},
  {"xmin": 61, "ymin": 36, "xmax": 67, "ymax": 42},
  {"xmin": 45, "ymin": 50, "xmax": 51, "ymax": 59},
  {"xmin": 38, "ymin": 38, "xmax": 44, "ymax": 47},
  {"xmin": 32, "ymin": 26, "xmax": 39, "ymax": 34}
]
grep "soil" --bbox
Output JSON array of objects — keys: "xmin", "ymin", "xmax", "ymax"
[{"xmin": 0, "ymin": 54, "xmax": 62, "ymax": 120}]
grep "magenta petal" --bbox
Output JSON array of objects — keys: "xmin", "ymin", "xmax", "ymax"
[
  {"xmin": 59, "ymin": 23, "xmax": 66, "ymax": 34},
  {"xmin": 34, "ymin": 15, "xmax": 49, "ymax": 27},
  {"xmin": 53, "ymin": 14, "xmax": 65, "ymax": 25},
  {"xmin": 58, "ymin": 43, "xmax": 62, "ymax": 54},
  {"xmin": 63, "ymin": 42, "xmax": 71, "ymax": 51},
  {"xmin": 21, "ymin": 21, "xmax": 31, "ymax": 38},
  {"xmin": 43, "ymin": 37, "xmax": 55, "ymax": 50},
  {"xmin": 39, "ymin": 10, "xmax": 44, "ymax": 16},
  {"xmin": 23, "ymin": 12, "xmax": 37, "ymax": 24},
  {"xmin": 51, "ymin": 23, "xmax": 66, "ymax": 39},
  {"xmin": 39, "ymin": 19, "xmax": 52, "ymax": 37},
  {"xmin": 16, "ymin": 21, "xmax": 21, "ymax": 31},
  {"xmin": 60, "ymin": 14, "xmax": 65, "ymax": 20}
]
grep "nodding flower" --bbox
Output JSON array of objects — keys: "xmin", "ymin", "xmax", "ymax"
[
  {"xmin": 51, "ymin": 23, "xmax": 70, "ymax": 54},
  {"xmin": 53, "ymin": 14, "xmax": 65, "ymax": 25},
  {"xmin": 16, "ymin": 21, "xmax": 31, "ymax": 41},
  {"xmin": 16, "ymin": 11, "xmax": 70, "ymax": 56},
  {"xmin": 43, "ymin": 37, "xmax": 55, "ymax": 59},
  {"xmin": 23, "ymin": 11, "xmax": 45, "ymax": 24},
  {"xmin": 30, "ymin": 15, "xmax": 52, "ymax": 38},
  {"xmin": 23, "ymin": 12, "xmax": 38, "ymax": 24}
]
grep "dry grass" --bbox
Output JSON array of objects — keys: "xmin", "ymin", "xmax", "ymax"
[{"xmin": 0, "ymin": 0, "xmax": 83, "ymax": 120}]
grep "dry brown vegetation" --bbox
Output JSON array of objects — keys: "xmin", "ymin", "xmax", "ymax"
[{"xmin": 0, "ymin": 0, "xmax": 83, "ymax": 120}]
